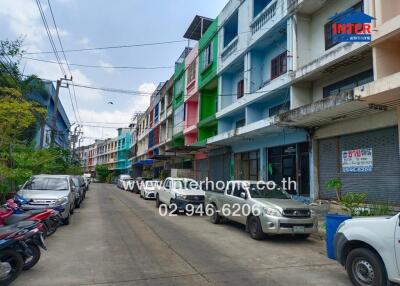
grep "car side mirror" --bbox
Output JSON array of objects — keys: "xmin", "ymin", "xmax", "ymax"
[
  {"xmin": 240, "ymin": 192, "xmax": 247, "ymax": 199},
  {"xmin": 18, "ymin": 185, "xmax": 22, "ymax": 190}
]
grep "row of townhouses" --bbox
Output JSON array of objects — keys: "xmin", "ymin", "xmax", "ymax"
[
  {"xmin": 78, "ymin": 127, "xmax": 135, "ymax": 174},
  {"xmin": 80, "ymin": 0, "xmax": 400, "ymax": 204}
]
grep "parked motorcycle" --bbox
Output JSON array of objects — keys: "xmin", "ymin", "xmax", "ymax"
[
  {"xmin": 0, "ymin": 221, "xmax": 46, "ymax": 285},
  {"xmin": 0, "ymin": 197, "xmax": 61, "ymax": 238}
]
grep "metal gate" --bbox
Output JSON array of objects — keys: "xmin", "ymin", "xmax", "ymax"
[{"xmin": 318, "ymin": 127, "xmax": 400, "ymax": 203}]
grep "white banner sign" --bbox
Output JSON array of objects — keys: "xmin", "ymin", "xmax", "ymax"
[{"xmin": 342, "ymin": 148, "xmax": 373, "ymax": 173}]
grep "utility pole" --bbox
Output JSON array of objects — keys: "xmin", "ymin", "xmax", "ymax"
[{"xmin": 71, "ymin": 125, "xmax": 82, "ymax": 164}]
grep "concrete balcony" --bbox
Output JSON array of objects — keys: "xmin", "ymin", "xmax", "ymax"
[
  {"xmin": 292, "ymin": 42, "xmax": 369, "ymax": 82},
  {"xmin": 208, "ymin": 116, "xmax": 278, "ymax": 145},
  {"xmin": 217, "ymin": 73, "xmax": 291, "ymax": 119},
  {"xmin": 250, "ymin": 1, "xmax": 278, "ymax": 35},
  {"xmin": 278, "ymin": 71, "xmax": 400, "ymax": 130},
  {"xmin": 221, "ymin": 36, "xmax": 238, "ymax": 63}
]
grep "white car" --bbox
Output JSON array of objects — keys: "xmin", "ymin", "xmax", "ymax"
[
  {"xmin": 117, "ymin": 174, "xmax": 131, "ymax": 189},
  {"xmin": 155, "ymin": 177, "xmax": 205, "ymax": 211},
  {"xmin": 140, "ymin": 180, "xmax": 160, "ymax": 200},
  {"xmin": 334, "ymin": 213, "xmax": 400, "ymax": 286}
]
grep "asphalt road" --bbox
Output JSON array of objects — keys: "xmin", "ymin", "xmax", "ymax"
[{"xmin": 13, "ymin": 183, "xmax": 352, "ymax": 286}]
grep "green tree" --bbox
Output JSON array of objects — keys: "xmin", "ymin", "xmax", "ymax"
[{"xmin": 95, "ymin": 165, "xmax": 109, "ymax": 183}]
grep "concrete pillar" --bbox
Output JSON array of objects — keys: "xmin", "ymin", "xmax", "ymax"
[
  {"xmin": 287, "ymin": 16, "xmax": 296, "ymax": 72},
  {"xmin": 260, "ymin": 147, "xmax": 267, "ymax": 181},
  {"xmin": 309, "ymin": 138, "xmax": 319, "ymax": 201},
  {"xmin": 217, "ymin": 76, "xmax": 223, "ymax": 113},
  {"xmin": 244, "ymin": 52, "xmax": 251, "ymax": 94}
]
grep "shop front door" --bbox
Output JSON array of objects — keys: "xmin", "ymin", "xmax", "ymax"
[{"xmin": 267, "ymin": 143, "xmax": 310, "ymax": 196}]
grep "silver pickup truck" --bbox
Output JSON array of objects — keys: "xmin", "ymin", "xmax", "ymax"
[{"xmin": 205, "ymin": 180, "xmax": 318, "ymax": 240}]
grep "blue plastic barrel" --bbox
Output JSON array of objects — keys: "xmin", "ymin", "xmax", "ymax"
[{"xmin": 326, "ymin": 213, "xmax": 352, "ymax": 260}]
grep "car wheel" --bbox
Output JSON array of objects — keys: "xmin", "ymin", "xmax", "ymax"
[
  {"xmin": 63, "ymin": 213, "xmax": 71, "ymax": 225},
  {"xmin": 155, "ymin": 195, "xmax": 161, "ymax": 208},
  {"xmin": 22, "ymin": 243, "xmax": 40, "ymax": 270},
  {"xmin": 247, "ymin": 216, "xmax": 265, "ymax": 240},
  {"xmin": 346, "ymin": 248, "xmax": 388, "ymax": 286},
  {"xmin": 209, "ymin": 204, "xmax": 221, "ymax": 224},
  {"xmin": 169, "ymin": 200, "xmax": 178, "ymax": 214}
]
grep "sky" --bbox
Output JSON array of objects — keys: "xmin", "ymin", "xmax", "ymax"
[{"xmin": 0, "ymin": 0, "xmax": 228, "ymax": 144}]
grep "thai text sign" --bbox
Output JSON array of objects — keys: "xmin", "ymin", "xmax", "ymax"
[{"xmin": 342, "ymin": 148, "xmax": 373, "ymax": 172}]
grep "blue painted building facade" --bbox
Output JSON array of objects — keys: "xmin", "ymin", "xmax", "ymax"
[
  {"xmin": 30, "ymin": 80, "xmax": 71, "ymax": 150},
  {"xmin": 207, "ymin": 0, "xmax": 311, "ymax": 199},
  {"xmin": 116, "ymin": 127, "xmax": 134, "ymax": 174}
]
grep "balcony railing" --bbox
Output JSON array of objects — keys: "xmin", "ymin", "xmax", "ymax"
[
  {"xmin": 287, "ymin": 0, "xmax": 299, "ymax": 13},
  {"xmin": 250, "ymin": 1, "xmax": 277, "ymax": 35},
  {"xmin": 221, "ymin": 37, "xmax": 238, "ymax": 62}
]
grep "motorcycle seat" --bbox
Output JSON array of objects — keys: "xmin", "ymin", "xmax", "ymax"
[
  {"xmin": 26, "ymin": 210, "xmax": 45, "ymax": 215},
  {"xmin": 4, "ymin": 214, "xmax": 32, "ymax": 225},
  {"xmin": 0, "ymin": 225, "xmax": 18, "ymax": 233}
]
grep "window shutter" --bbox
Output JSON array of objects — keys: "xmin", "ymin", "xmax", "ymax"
[{"xmin": 237, "ymin": 79, "xmax": 244, "ymax": 98}]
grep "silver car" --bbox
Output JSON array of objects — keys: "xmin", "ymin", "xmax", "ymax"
[
  {"xmin": 205, "ymin": 181, "xmax": 318, "ymax": 240},
  {"xmin": 18, "ymin": 175, "xmax": 76, "ymax": 225}
]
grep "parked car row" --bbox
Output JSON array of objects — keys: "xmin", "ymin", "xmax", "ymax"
[
  {"xmin": 118, "ymin": 176, "xmax": 318, "ymax": 240},
  {"xmin": 117, "ymin": 176, "xmax": 400, "ymax": 286},
  {"xmin": 0, "ymin": 174, "xmax": 89, "ymax": 285}
]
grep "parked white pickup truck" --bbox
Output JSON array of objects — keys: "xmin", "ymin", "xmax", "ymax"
[
  {"xmin": 155, "ymin": 177, "xmax": 205, "ymax": 211},
  {"xmin": 334, "ymin": 214, "xmax": 400, "ymax": 286},
  {"xmin": 205, "ymin": 181, "xmax": 318, "ymax": 240}
]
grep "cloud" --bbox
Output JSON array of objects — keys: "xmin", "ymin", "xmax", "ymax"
[
  {"xmin": 78, "ymin": 82, "xmax": 156, "ymax": 144},
  {"xmin": 97, "ymin": 60, "xmax": 115, "ymax": 74},
  {"xmin": 0, "ymin": 0, "xmax": 67, "ymax": 47}
]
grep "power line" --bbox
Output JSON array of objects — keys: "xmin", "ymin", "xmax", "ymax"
[
  {"xmin": 22, "ymin": 56, "xmax": 175, "ymax": 70},
  {"xmin": 46, "ymin": 0, "xmax": 81, "ymax": 124},
  {"xmin": 35, "ymin": 0, "xmax": 66, "ymax": 76},
  {"xmin": 24, "ymin": 40, "xmax": 187, "ymax": 55}
]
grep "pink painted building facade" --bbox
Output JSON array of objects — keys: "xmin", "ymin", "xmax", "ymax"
[{"xmin": 183, "ymin": 45, "xmax": 199, "ymax": 146}]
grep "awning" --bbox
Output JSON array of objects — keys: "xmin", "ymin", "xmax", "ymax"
[{"xmin": 132, "ymin": 159, "xmax": 153, "ymax": 167}]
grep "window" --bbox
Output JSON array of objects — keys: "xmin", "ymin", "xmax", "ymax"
[
  {"xmin": 202, "ymin": 42, "xmax": 213, "ymax": 71},
  {"xmin": 223, "ymin": 11, "xmax": 239, "ymax": 47},
  {"xmin": 325, "ymin": 1, "xmax": 364, "ymax": 50},
  {"xmin": 323, "ymin": 69, "xmax": 373, "ymax": 98},
  {"xmin": 175, "ymin": 76, "xmax": 184, "ymax": 95},
  {"xmin": 233, "ymin": 186, "xmax": 245, "ymax": 198},
  {"xmin": 187, "ymin": 61, "xmax": 196, "ymax": 83},
  {"xmin": 173, "ymin": 104, "xmax": 185, "ymax": 126},
  {"xmin": 164, "ymin": 179, "xmax": 170, "ymax": 189},
  {"xmin": 24, "ymin": 177, "xmax": 69, "ymax": 191},
  {"xmin": 271, "ymin": 51, "xmax": 287, "ymax": 79},
  {"xmin": 234, "ymin": 151, "xmax": 260, "ymax": 180},
  {"xmin": 237, "ymin": 79, "xmax": 244, "ymax": 99},
  {"xmin": 236, "ymin": 118, "xmax": 245, "ymax": 129}
]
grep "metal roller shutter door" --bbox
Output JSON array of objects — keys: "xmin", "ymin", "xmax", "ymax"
[
  {"xmin": 209, "ymin": 154, "xmax": 230, "ymax": 182},
  {"xmin": 319, "ymin": 127, "xmax": 400, "ymax": 203},
  {"xmin": 196, "ymin": 159, "xmax": 209, "ymax": 181}
]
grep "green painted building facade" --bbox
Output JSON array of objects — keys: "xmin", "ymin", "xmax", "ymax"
[
  {"xmin": 197, "ymin": 18, "xmax": 219, "ymax": 145},
  {"xmin": 172, "ymin": 48, "xmax": 189, "ymax": 148}
]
